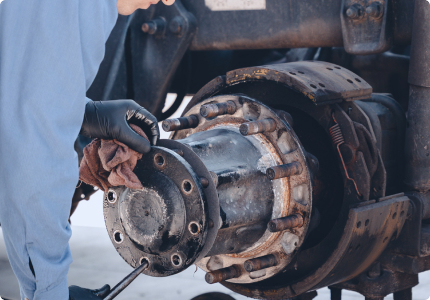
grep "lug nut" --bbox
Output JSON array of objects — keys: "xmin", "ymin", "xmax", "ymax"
[
  {"xmin": 244, "ymin": 254, "xmax": 279, "ymax": 272},
  {"xmin": 266, "ymin": 162, "xmax": 303, "ymax": 180},
  {"xmin": 205, "ymin": 265, "xmax": 242, "ymax": 284},
  {"xmin": 200, "ymin": 101, "xmax": 237, "ymax": 118},
  {"xmin": 268, "ymin": 214, "xmax": 304, "ymax": 232},
  {"xmin": 162, "ymin": 115, "xmax": 199, "ymax": 132},
  {"xmin": 346, "ymin": 4, "xmax": 365, "ymax": 20},
  {"xmin": 239, "ymin": 118, "xmax": 276, "ymax": 136},
  {"xmin": 366, "ymin": 2, "xmax": 383, "ymax": 19}
]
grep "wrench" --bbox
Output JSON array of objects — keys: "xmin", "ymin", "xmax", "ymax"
[{"xmin": 102, "ymin": 260, "xmax": 149, "ymax": 300}]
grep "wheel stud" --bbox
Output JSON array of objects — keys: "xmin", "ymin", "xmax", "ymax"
[
  {"xmin": 266, "ymin": 162, "xmax": 303, "ymax": 180},
  {"xmin": 268, "ymin": 214, "xmax": 304, "ymax": 232},
  {"xmin": 205, "ymin": 265, "xmax": 242, "ymax": 284},
  {"xmin": 200, "ymin": 101, "xmax": 237, "ymax": 118},
  {"xmin": 244, "ymin": 254, "xmax": 279, "ymax": 272},
  {"xmin": 162, "ymin": 115, "xmax": 199, "ymax": 132},
  {"xmin": 240, "ymin": 119, "xmax": 276, "ymax": 136}
]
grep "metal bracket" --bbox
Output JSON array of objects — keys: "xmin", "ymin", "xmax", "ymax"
[
  {"xmin": 389, "ymin": 191, "xmax": 430, "ymax": 257},
  {"xmin": 128, "ymin": 1, "xmax": 197, "ymax": 116},
  {"xmin": 341, "ymin": 0, "xmax": 393, "ymax": 54}
]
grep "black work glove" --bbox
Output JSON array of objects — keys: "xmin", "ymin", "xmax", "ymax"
[
  {"xmin": 69, "ymin": 284, "xmax": 111, "ymax": 300},
  {"xmin": 80, "ymin": 100, "xmax": 159, "ymax": 153}
]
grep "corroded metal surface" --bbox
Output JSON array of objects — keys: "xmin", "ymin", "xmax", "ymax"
[
  {"xmin": 104, "ymin": 147, "xmax": 208, "ymax": 276},
  {"xmin": 101, "ymin": 57, "xmax": 424, "ymax": 299},
  {"xmin": 223, "ymin": 194, "xmax": 410, "ymax": 299},
  {"xmin": 157, "ymin": 138, "xmax": 220, "ymax": 263},
  {"xmin": 173, "ymin": 95, "xmax": 313, "ymax": 284}
]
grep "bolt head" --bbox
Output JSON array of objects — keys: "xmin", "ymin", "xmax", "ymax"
[
  {"xmin": 244, "ymin": 261, "xmax": 254, "ymax": 272},
  {"xmin": 266, "ymin": 168, "xmax": 276, "ymax": 180},
  {"xmin": 169, "ymin": 20, "xmax": 181, "ymax": 34},
  {"xmin": 239, "ymin": 123, "xmax": 250, "ymax": 136},
  {"xmin": 346, "ymin": 4, "xmax": 364, "ymax": 19},
  {"xmin": 169, "ymin": 17, "xmax": 185, "ymax": 35},
  {"xmin": 142, "ymin": 22, "xmax": 157, "ymax": 34},
  {"xmin": 346, "ymin": 6, "xmax": 357, "ymax": 18},
  {"xmin": 205, "ymin": 273, "xmax": 215, "ymax": 284},
  {"xmin": 366, "ymin": 2, "xmax": 383, "ymax": 19}
]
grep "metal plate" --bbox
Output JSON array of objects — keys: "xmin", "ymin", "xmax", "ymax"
[{"xmin": 104, "ymin": 147, "xmax": 208, "ymax": 276}]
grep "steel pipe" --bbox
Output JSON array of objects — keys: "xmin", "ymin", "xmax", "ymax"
[{"xmin": 405, "ymin": 0, "xmax": 430, "ymax": 192}]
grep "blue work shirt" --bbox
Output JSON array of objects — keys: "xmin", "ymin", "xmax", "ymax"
[{"xmin": 0, "ymin": 1, "xmax": 118, "ymax": 299}]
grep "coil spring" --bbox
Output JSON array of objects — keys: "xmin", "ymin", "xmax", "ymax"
[
  {"xmin": 329, "ymin": 123, "xmax": 344, "ymax": 145},
  {"xmin": 329, "ymin": 118, "xmax": 362, "ymax": 196}
]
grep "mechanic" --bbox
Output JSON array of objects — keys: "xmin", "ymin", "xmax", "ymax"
[{"xmin": 0, "ymin": 0, "xmax": 174, "ymax": 299}]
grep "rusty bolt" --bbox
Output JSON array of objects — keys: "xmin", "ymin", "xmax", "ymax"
[
  {"xmin": 200, "ymin": 101, "xmax": 237, "ymax": 118},
  {"xmin": 169, "ymin": 16, "xmax": 185, "ymax": 35},
  {"xmin": 266, "ymin": 161, "xmax": 303, "ymax": 180},
  {"xmin": 205, "ymin": 265, "xmax": 242, "ymax": 284},
  {"xmin": 142, "ymin": 22, "xmax": 157, "ymax": 34},
  {"xmin": 268, "ymin": 214, "xmax": 304, "ymax": 232},
  {"xmin": 142, "ymin": 18, "xmax": 166, "ymax": 35},
  {"xmin": 244, "ymin": 254, "xmax": 279, "ymax": 272},
  {"xmin": 240, "ymin": 118, "xmax": 276, "ymax": 136},
  {"xmin": 346, "ymin": 4, "xmax": 365, "ymax": 20},
  {"xmin": 162, "ymin": 115, "xmax": 199, "ymax": 132},
  {"xmin": 366, "ymin": 2, "xmax": 383, "ymax": 19}
]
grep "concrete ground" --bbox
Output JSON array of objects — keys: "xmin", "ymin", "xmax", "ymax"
[
  {"xmin": 1, "ymin": 223, "xmax": 430, "ymax": 300},
  {"xmin": 1, "ymin": 95, "xmax": 429, "ymax": 300}
]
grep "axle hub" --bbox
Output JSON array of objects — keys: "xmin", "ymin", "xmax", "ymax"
[{"xmin": 104, "ymin": 95, "xmax": 314, "ymax": 283}]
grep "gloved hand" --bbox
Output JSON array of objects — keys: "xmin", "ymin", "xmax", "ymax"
[
  {"xmin": 80, "ymin": 100, "xmax": 159, "ymax": 154},
  {"xmin": 69, "ymin": 284, "xmax": 111, "ymax": 300}
]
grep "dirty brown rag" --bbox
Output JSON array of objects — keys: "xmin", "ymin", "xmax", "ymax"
[{"xmin": 79, "ymin": 124, "xmax": 148, "ymax": 192}]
